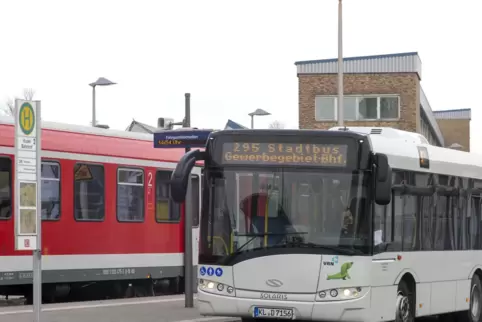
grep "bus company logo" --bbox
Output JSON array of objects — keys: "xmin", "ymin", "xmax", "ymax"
[
  {"xmin": 265, "ymin": 279, "xmax": 283, "ymax": 288},
  {"xmin": 323, "ymin": 256, "xmax": 339, "ymax": 266},
  {"xmin": 19, "ymin": 102, "xmax": 35, "ymax": 135},
  {"xmin": 261, "ymin": 292, "xmax": 288, "ymax": 301}
]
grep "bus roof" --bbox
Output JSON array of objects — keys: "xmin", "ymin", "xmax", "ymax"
[
  {"xmin": 332, "ymin": 126, "xmax": 482, "ymax": 181},
  {"xmin": 208, "ymin": 126, "xmax": 482, "ymax": 180}
]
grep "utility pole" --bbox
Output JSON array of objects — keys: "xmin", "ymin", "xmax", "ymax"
[{"xmin": 337, "ymin": 0, "xmax": 344, "ymax": 127}]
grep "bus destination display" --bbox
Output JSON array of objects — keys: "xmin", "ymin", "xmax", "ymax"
[{"xmin": 221, "ymin": 142, "xmax": 348, "ymax": 167}]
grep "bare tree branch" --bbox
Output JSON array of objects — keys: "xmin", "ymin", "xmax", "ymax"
[
  {"xmin": 2, "ymin": 98, "xmax": 14, "ymax": 116},
  {"xmin": 269, "ymin": 120, "xmax": 285, "ymax": 129},
  {"xmin": 23, "ymin": 88, "xmax": 35, "ymax": 101},
  {"xmin": 2, "ymin": 89, "xmax": 36, "ymax": 116}
]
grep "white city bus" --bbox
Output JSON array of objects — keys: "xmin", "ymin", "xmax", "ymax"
[{"xmin": 170, "ymin": 127, "xmax": 482, "ymax": 322}]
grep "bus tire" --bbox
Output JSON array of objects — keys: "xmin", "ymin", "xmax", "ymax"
[
  {"xmin": 395, "ymin": 279, "xmax": 414, "ymax": 322},
  {"xmin": 460, "ymin": 273, "xmax": 482, "ymax": 322}
]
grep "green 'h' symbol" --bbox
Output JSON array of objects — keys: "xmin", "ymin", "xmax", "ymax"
[{"xmin": 19, "ymin": 103, "xmax": 35, "ymax": 135}]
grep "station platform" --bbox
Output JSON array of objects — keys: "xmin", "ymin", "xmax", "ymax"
[{"xmin": 0, "ymin": 294, "xmax": 239, "ymax": 322}]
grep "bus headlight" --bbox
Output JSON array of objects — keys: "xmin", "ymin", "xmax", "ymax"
[
  {"xmin": 198, "ymin": 279, "xmax": 235, "ymax": 297},
  {"xmin": 317, "ymin": 287, "xmax": 366, "ymax": 301}
]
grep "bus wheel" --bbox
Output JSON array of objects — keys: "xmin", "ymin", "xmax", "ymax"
[
  {"xmin": 466, "ymin": 274, "xmax": 482, "ymax": 322},
  {"xmin": 395, "ymin": 280, "xmax": 414, "ymax": 322}
]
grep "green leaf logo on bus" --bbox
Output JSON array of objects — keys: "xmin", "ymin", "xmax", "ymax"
[{"xmin": 326, "ymin": 262, "xmax": 354, "ymax": 280}]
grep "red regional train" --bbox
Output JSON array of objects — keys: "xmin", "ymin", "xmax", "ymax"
[{"xmin": 0, "ymin": 115, "xmax": 202, "ymax": 303}]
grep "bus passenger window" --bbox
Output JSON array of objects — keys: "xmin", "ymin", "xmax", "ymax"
[
  {"xmin": 192, "ymin": 175, "xmax": 200, "ymax": 227},
  {"xmin": 373, "ymin": 204, "xmax": 392, "ymax": 250},
  {"xmin": 41, "ymin": 161, "xmax": 61, "ymax": 220},
  {"xmin": 74, "ymin": 163, "xmax": 105, "ymax": 221},
  {"xmin": 156, "ymin": 170, "xmax": 180, "ymax": 222},
  {"xmin": 117, "ymin": 168, "xmax": 145, "ymax": 222},
  {"xmin": 0, "ymin": 158, "xmax": 12, "ymax": 219}
]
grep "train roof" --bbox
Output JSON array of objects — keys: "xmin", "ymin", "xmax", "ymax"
[
  {"xmin": 329, "ymin": 126, "xmax": 482, "ymax": 180},
  {"xmin": 0, "ymin": 115, "xmax": 188, "ymax": 163},
  {"xmin": 3, "ymin": 114, "xmax": 477, "ymax": 179}
]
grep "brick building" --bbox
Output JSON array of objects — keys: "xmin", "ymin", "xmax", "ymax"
[
  {"xmin": 295, "ymin": 52, "xmax": 471, "ymax": 151},
  {"xmin": 433, "ymin": 108, "xmax": 471, "ymax": 151}
]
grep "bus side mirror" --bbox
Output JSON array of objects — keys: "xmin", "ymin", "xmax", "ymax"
[
  {"xmin": 374, "ymin": 153, "xmax": 391, "ymax": 206},
  {"xmin": 170, "ymin": 149, "xmax": 203, "ymax": 203}
]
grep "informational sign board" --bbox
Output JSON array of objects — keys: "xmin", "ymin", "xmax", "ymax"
[
  {"xmin": 14, "ymin": 100, "xmax": 41, "ymax": 251},
  {"xmin": 153, "ymin": 129, "xmax": 213, "ymax": 149}
]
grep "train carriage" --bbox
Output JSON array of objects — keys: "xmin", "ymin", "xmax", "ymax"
[{"xmin": 0, "ymin": 115, "xmax": 201, "ymax": 302}]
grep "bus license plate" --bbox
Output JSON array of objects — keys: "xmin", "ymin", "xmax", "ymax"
[{"xmin": 254, "ymin": 307, "xmax": 294, "ymax": 319}]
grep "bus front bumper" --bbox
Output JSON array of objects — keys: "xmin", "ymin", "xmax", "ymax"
[{"xmin": 197, "ymin": 288, "xmax": 372, "ymax": 321}]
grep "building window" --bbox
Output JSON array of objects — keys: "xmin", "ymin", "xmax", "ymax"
[
  {"xmin": 74, "ymin": 163, "xmax": 105, "ymax": 221},
  {"xmin": 41, "ymin": 161, "xmax": 61, "ymax": 220},
  {"xmin": 117, "ymin": 168, "xmax": 145, "ymax": 222},
  {"xmin": 315, "ymin": 97, "xmax": 335, "ymax": 120},
  {"xmin": 344, "ymin": 97, "xmax": 357, "ymax": 120},
  {"xmin": 419, "ymin": 110, "xmax": 440, "ymax": 147},
  {"xmin": 358, "ymin": 98, "xmax": 378, "ymax": 120},
  {"xmin": 380, "ymin": 97, "xmax": 399, "ymax": 119},
  {"xmin": 314, "ymin": 95, "xmax": 400, "ymax": 121}
]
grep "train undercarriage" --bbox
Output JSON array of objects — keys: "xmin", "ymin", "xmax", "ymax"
[{"xmin": 0, "ymin": 276, "xmax": 185, "ymax": 305}]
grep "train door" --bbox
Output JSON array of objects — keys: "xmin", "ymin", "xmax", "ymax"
[
  {"xmin": 152, "ymin": 165, "xmax": 201, "ymax": 265},
  {"xmin": 0, "ymin": 157, "xmax": 12, "ymax": 220}
]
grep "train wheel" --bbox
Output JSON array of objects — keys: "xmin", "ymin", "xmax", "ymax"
[{"xmin": 124, "ymin": 284, "xmax": 135, "ymax": 298}]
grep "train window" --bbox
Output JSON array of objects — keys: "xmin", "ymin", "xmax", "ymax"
[
  {"xmin": 0, "ymin": 158, "xmax": 12, "ymax": 220},
  {"xmin": 117, "ymin": 168, "xmax": 144, "ymax": 222},
  {"xmin": 156, "ymin": 170, "xmax": 180, "ymax": 222},
  {"xmin": 74, "ymin": 163, "xmax": 105, "ymax": 221},
  {"xmin": 192, "ymin": 175, "xmax": 200, "ymax": 227},
  {"xmin": 41, "ymin": 161, "xmax": 61, "ymax": 220}
]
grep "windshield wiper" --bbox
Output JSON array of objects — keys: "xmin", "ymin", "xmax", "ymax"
[
  {"xmin": 273, "ymin": 241, "xmax": 361, "ymax": 255},
  {"xmin": 218, "ymin": 232, "xmax": 308, "ymax": 264},
  {"xmin": 234, "ymin": 231, "xmax": 308, "ymax": 253}
]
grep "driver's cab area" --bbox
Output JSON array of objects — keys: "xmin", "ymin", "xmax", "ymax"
[{"xmin": 232, "ymin": 171, "xmax": 366, "ymax": 250}]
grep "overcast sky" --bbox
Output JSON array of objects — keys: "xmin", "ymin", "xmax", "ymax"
[{"xmin": 1, "ymin": 0, "xmax": 481, "ymax": 151}]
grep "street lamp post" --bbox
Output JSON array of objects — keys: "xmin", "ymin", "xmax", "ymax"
[
  {"xmin": 248, "ymin": 108, "xmax": 271, "ymax": 129},
  {"xmin": 337, "ymin": 0, "xmax": 344, "ymax": 127},
  {"xmin": 89, "ymin": 77, "xmax": 117, "ymax": 127}
]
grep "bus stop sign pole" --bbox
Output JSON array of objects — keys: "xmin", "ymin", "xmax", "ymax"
[
  {"xmin": 153, "ymin": 94, "xmax": 212, "ymax": 308},
  {"xmin": 183, "ymin": 93, "xmax": 193, "ymax": 308},
  {"xmin": 154, "ymin": 125, "xmax": 211, "ymax": 306},
  {"xmin": 14, "ymin": 99, "xmax": 42, "ymax": 322}
]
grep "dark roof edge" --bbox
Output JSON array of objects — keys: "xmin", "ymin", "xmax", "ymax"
[{"xmin": 294, "ymin": 52, "xmax": 419, "ymax": 66}]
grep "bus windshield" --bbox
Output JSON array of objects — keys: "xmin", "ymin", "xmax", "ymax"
[{"xmin": 199, "ymin": 167, "xmax": 372, "ymax": 264}]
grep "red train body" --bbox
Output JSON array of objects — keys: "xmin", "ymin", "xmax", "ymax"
[{"xmin": 0, "ymin": 116, "xmax": 202, "ymax": 301}]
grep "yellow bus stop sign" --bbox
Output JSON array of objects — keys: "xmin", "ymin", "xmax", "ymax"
[{"xmin": 19, "ymin": 102, "xmax": 35, "ymax": 135}]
